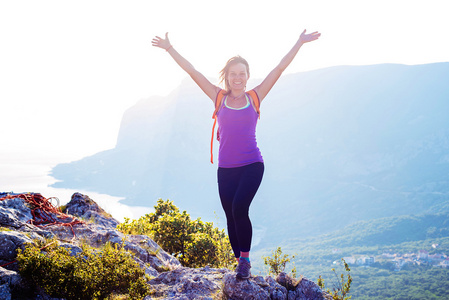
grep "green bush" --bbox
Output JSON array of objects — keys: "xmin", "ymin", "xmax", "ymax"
[
  {"xmin": 263, "ymin": 247, "xmax": 296, "ymax": 277},
  {"xmin": 317, "ymin": 258, "xmax": 352, "ymax": 300},
  {"xmin": 118, "ymin": 199, "xmax": 235, "ymax": 269},
  {"xmin": 17, "ymin": 240, "xmax": 151, "ymax": 300}
]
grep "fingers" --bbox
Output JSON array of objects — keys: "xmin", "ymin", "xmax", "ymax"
[
  {"xmin": 151, "ymin": 37, "xmax": 160, "ymax": 44},
  {"xmin": 151, "ymin": 33, "xmax": 170, "ymax": 48},
  {"xmin": 151, "ymin": 35, "xmax": 165, "ymax": 47}
]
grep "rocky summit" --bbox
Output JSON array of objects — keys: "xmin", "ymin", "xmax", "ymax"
[{"xmin": 0, "ymin": 192, "xmax": 330, "ymax": 300}]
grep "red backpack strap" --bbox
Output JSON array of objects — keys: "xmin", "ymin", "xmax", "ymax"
[
  {"xmin": 247, "ymin": 89, "xmax": 260, "ymax": 118},
  {"xmin": 211, "ymin": 90, "xmax": 226, "ymax": 164}
]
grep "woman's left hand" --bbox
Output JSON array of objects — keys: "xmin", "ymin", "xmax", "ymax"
[{"xmin": 299, "ymin": 29, "xmax": 321, "ymax": 44}]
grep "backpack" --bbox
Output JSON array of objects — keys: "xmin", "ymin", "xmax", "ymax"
[{"xmin": 210, "ymin": 89, "xmax": 260, "ymax": 164}]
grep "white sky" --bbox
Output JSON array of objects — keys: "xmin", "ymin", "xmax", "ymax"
[{"xmin": 1, "ymin": 0, "xmax": 448, "ymax": 165}]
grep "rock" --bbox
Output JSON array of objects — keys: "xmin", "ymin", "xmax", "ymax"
[
  {"xmin": 0, "ymin": 231, "xmax": 33, "ymax": 268},
  {"xmin": 47, "ymin": 222, "xmax": 181, "ymax": 273},
  {"xmin": 264, "ymin": 276, "xmax": 288, "ymax": 300},
  {"xmin": 149, "ymin": 266, "xmax": 229, "ymax": 300},
  {"xmin": 221, "ymin": 272, "xmax": 330, "ymax": 300},
  {"xmin": 125, "ymin": 234, "xmax": 181, "ymax": 272},
  {"xmin": 276, "ymin": 272, "xmax": 299, "ymax": 291},
  {"xmin": 294, "ymin": 277, "xmax": 332, "ymax": 300},
  {"xmin": 59, "ymin": 242, "xmax": 83, "ymax": 256},
  {"xmin": 223, "ymin": 273, "xmax": 271, "ymax": 300},
  {"xmin": 0, "ymin": 283, "xmax": 11, "ymax": 300},
  {"xmin": 63, "ymin": 192, "xmax": 119, "ymax": 228},
  {"xmin": 0, "ymin": 192, "xmax": 181, "ymax": 299},
  {"xmin": 0, "ymin": 268, "xmax": 24, "ymax": 297},
  {"xmin": 0, "ymin": 267, "xmax": 22, "ymax": 287},
  {"xmin": 0, "ymin": 197, "xmax": 33, "ymax": 228},
  {"xmin": 0, "ymin": 267, "xmax": 37, "ymax": 300},
  {"xmin": 275, "ymin": 273, "xmax": 331, "ymax": 300},
  {"xmin": 0, "ymin": 192, "xmax": 330, "ymax": 300}
]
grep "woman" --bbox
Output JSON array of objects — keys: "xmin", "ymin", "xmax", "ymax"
[{"xmin": 152, "ymin": 29, "xmax": 320, "ymax": 279}]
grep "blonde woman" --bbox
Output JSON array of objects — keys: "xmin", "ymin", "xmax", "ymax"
[{"xmin": 152, "ymin": 29, "xmax": 320, "ymax": 279}]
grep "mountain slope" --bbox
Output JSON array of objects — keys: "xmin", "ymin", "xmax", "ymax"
[{"xmin": 51, "ymin": 63, "xmax": 449, "ymax": 246}]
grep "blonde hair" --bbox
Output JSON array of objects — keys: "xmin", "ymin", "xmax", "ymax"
[{"xmin": 219, "ymin": 56, "xmax": 250, "ymax": 94}]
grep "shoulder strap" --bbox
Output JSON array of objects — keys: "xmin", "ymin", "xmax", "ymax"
[
  {"xmin": 210, "ymin": 90, "xmax": 226, "ymax": 164},
  {"xmin": 247, "ymin": 89, "xmax": 260, "ymax": 118},
  {"xmin": 212, "ymin": 89, "xmax": 226, "ymax": 119}
]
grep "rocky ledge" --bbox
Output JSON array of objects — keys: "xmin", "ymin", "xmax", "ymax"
[{"xmin": 0, "ymin": 192, "xmax": 330, "ymax": 300}]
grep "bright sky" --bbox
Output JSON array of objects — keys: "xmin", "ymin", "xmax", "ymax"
[{"xmin": 1, "ymin": 0, "xmax": 448, "ymax": 165}]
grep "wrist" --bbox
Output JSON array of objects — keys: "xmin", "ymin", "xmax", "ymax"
[{"xmin": 166, "ymin": 45, "xmax": 173, "ymax": 52}]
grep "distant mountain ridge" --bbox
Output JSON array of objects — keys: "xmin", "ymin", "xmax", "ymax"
[{"xmin": 51, "ymin": 62, "xmax": 449, "ymax": 248}]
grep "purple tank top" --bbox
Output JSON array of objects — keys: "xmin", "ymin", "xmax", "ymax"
[{"xmin": 216, "ymin": 91, "xmax": 264, "ymax": 168}]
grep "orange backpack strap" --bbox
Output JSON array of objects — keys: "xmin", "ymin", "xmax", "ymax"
[
  {"xmin": 210, "ymin": 90, "xmax": 226, "ymax": 164},
  {"xmin": 212, "ymin": 89, "xmax": 227, "ymax": 119},
  {"xmin": 247, "ymin": 89, "xmax": 260, "ymax": 118}
]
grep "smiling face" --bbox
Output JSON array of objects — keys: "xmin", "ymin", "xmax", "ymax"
[
  {"xmin": 227, "ymin": 63, "xmax": 249, "ymax": 92},
  {"xmin": 219, "ymin": 56, "xmax": 250, "ymax": 94}
]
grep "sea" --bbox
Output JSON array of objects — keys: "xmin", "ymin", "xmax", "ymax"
[{"xmin": 0, "ymin": 150, "xmax": 152, "ymax": 222}]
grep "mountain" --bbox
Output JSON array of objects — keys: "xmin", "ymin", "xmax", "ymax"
[{"xmin": 51, "ymin": 62, "xmax": 449, "ymax": 248}]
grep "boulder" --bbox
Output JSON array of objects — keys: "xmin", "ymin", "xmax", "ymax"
[
  {"xmin": 0, "ymin": 197, "xmax": 33, "ymax": 228},
  {"xmin": 221, "ymin": 272, "xmax": 331, "ymax": 300},
  {"xmin": 63, "ymin": 192, "xmax": 119, "ymax": 228},
  {"xmin": 0, "ymin": 231, "xmax": 33, "ymax": 268},
  {"xmin": 0, "ymin": 283, "xmax": 11, "ymax": 300},
  {"xmin": 276, "ymin": 272, "xmax": 332, "ymax": 300},
  {"xmin": 223, "ymin": 273, "xmax": 271, "ymax": 299},
  {"xmin": 148, "ymin": 266, "xmax": 229, "ymax": 299}
]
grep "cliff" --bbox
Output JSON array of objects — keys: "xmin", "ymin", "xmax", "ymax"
[{"xmin": 0, "ymin": 192, "xmax": 330, "ymax": 300}]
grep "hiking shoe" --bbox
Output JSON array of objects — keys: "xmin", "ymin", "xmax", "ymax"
[{"xmin": 236, "ymin": 259, "xmax": 251, "ymax": 279}]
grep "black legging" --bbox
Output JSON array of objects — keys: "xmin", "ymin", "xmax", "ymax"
[{"xmin": 217, "ymin": 162, "xmax": 264, "ymax": 258}]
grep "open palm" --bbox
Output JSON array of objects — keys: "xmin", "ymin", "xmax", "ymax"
[
  {"xmin": 152, "ymin": 32, "xmax": 171, "ymax": 50},
  {"xmin": 299, "ymin": 30, "xmax": 321, "ymax": 44}
]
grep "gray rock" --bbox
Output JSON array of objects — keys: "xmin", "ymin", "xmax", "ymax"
[
  {"xmin": 59, "ymin": 242, "xmax": 83, "ymax": 256},
  {"xmin": 0, "ymin": 283, "xmax": 11, "ymax": 300},
  {"xmin": 293, "ymin": 277, "xmax": 332, "ymax": 300},
  {"xmin": 0, "ymin": 267, "xmax": 36, "ymax": 300},
  {"xmin": 220, "ymin": 272, "xmax": 330, "ymax": 300},
  {"xmin": 0, "ymin": 197, "xmax": 33, "ymax": 228},
  {"xmin": 63, "ymin": 193, "xmax": 119, "ymax": 228},
  {"xmin": 276, "ymin": 272, "xmax": 299, "ymax": 291},
  {"xmin": 150, "ymin": 266, "xmax": 229, "ymax": 299},
  {"xmin": 0, "ymin": 267, "xmax": 23, "ymax": 289},
  {"xmin": 264, "ymin": 276, "xmax": 287, "ymax": 300},
  {"xmin": 0, "ymin": 231, "xmax": 33, "ymax": 267},
  {"xmin": 223, "ymin": 273, "xmax": 271, "ymax": 300},
  {"xmin": 275, "ymin": 273, "xmax": 331, "ymax": 300},
  {"xmin": 125, "ymin": 234, "xmax": 181, "ymax": 271}
]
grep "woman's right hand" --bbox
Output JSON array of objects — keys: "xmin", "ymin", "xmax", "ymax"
[{"xmin": 152, "ymin": 32, "xmax": 172, "ymax": 50}]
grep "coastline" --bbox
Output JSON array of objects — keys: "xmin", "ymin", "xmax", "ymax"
[{"xmin": 0, "ymin": 150, "xmax": 152, "ymax": 222}]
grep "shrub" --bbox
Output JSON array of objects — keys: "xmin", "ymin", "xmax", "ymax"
[
  {"xmin": 17, "ymin": 240, "xmax": 151, "ymax": 300},
  {"xmin": 118, "ymin": 199, "xmax": 235, "ymax": 269},
  {"xmin": 263, "ymin": 247, "xmax": 296, "ymax": 277},
  {"xmin": 317, "ymin": 258, "xmax": 352, "ymax": 300}
]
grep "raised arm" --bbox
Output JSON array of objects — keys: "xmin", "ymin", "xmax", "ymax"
[
  {"xmin": 152, "ymin": 33, "xmax": 219, "ymax": 101},
  {"xmin": 254, "ymin": 29, "xmax": 321, "ymax": 101}
]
